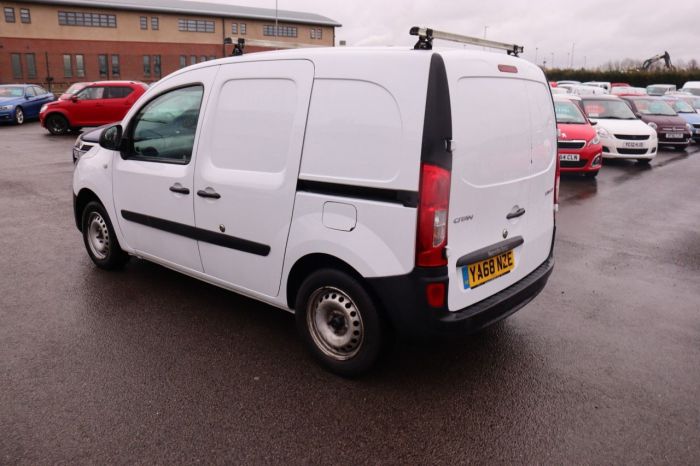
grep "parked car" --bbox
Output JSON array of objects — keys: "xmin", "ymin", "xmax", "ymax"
[
  {"xmin": 39, "ymin": 80, "xmax": 148, "ymax": 135},
  {"xmin": 72, "ymin": 48, "xmax": 557, "ymax": 376},
  {"xmin": 646, "ymin": 84, "xmax": 676, "ymax": 96},
  {"xmin": 611, "ymin": 86, "xmax": 646, "ymax": 96},
  {"xmin": 583, "ymin": 81, "xmax": 611, "ymax": 91},
  {"xmin": 662, "ymin": 96, "xmax": 700, "ymax": 141},
  {"xmin": 674, "ymin": 94, "xmax": 700, "ymax": 113},
  {"xmin": 620, "ymin": 96, "xmax": 692, "ymax": 149},
  {"xmin": 581, "ymin": 95, "xmax": 657, "ymax": 163},
  {"xmin": 567, "ymin": 84, "xmax": 609, "ymax": 96},
  {"xmin": 557, "ymin": 80, "xmax": 580, "ymax": 86},
  {"xmin": 680, "ymin": 81, "xmax": 700, "ymax": 96},
  {"xmin": 551, "ymin": 87, "xmax": 570, "ymax": 95},
  {"xmin": 554, "ymin": 96, "xmax": 603, "ymax": 177},
  {"xmin": 0, "ymin": 84, "xmax": 56, "ymax": 125},
  {"xmin": 59, "ymin": 82, "xmax": 90, "ymax": 100},
  {"xmin": 611, "ymin": 82, "xmax": 631, "ymax": 89}
]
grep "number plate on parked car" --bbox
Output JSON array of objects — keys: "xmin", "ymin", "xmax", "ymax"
[
  {"xmin": 666, "ymin": 133, "xmax": 683, "ymax": 139},
  {"xmin": 462, "ymin": 250, "xmax": 515, "ymax": 289},
  {"xmin": 624, "ymin": 142, "xmax": 644, "ymax": 148},
  {"xmin": 559, "ymin": 153, "xmax": 580, "ymax": 162}
]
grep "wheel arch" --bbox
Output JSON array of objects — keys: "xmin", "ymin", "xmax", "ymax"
[
  {"xmin": 74, "ymin": 188, "xmax": 102, "ymax": 232},
  {"xmin": 286, "ymin": 253, "xmax": 369, "ymax": 311}
]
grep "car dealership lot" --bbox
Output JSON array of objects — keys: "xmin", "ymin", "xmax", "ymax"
[{"xmin": 1, "ymin": 122, "xmax": 699, "ymax": 463}]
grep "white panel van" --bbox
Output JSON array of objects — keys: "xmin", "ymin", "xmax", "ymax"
[{"xmin": 73, "ymin": 45, "xmax": 557, "ymax": 376}]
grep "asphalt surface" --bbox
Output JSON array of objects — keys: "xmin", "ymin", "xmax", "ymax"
[{"xmin": 1, "ymin": 121, "xmax": 699, "ymax": 464}]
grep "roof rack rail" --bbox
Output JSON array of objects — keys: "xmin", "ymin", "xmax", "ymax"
[{"xmin": 409, "ymin": 26, "xmax": 524, "ymax": 56}]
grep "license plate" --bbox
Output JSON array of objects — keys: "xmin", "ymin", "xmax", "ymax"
[
  {"xmin": 462, "ymin": 250, "xmax": 515, "ymax": 289},
  {"xmin": 624, "ymin": 142, "xmax": 644, "ymax": 148},
  {"xmin": 559, "ymin": 153, "xmax": 580, "ymax": 162},
  {"xmin": 666, "ymin": 133, "xmax": 683, "ymax": 139}
]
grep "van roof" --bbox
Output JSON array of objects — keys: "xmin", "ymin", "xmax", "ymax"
[{"xmin": 170, "ymin": 46, "xmax": 546, "ymax": 82}]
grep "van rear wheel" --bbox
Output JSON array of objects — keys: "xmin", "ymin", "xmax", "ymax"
[{"xmin": 295, "ymin": 269, "xmax": 386, "ymax": 377}]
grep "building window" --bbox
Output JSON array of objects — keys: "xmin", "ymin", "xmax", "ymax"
[
  {"xmin": 4, "ymin": 7, "xmax": 15, "ymax": 22},
  {"xmin": 263, "ymin": 25, "xmax": 297, "ymax": 38},
  {"xmin": 153, "ymin": 55, "xmax": 161, "ymax": 78},
  {"xmin": 231, "ymin": 23, "xmax": 237, "ymax": 34},
  {"xmin": 198, "ymin": 55, "xmax": 206, "ymax": 63},
  {"xmin": 58, "ymin": 11, "xmax": 116, "ymax": 28},
  {"xmin": 111, "ymin": 55, "xmax": 120, "ymax": 77},
  {"xmin": 75, "ymin": 54, "xmax": 85, "ymax": 77},
  {"xmin": 208, "ymin": 55, "xmax": 216, "ymax": 61},
  {"xmin": 63, "ymin": 54, "xmax": 73, "ymax": 78},
  {"xmin": 240, "ymin": 23, "xmax": 246, "ymax": 34},
  {"xmin": 151, "ymin": 16, "xmax": 159, "ymax": 30},
  {"xmin": 311, "ymin": 27, "xmax": 322, "ymax": 40},
  {"xmin": 25, "ymin": 53, "xmax": 37, "ymax": 78},
  {"xmin": 179, "ymin": 55, "xmax": 187, "ymax": 68},
  {"xmin": 143, "ymin": 55, "xmax": 151, "ymax": 76},
  {"xmin": 98, "ymin": 54, "xmax": 108, "ymax": 77},
  {"xmin": 178, "ymin": 18, "xmax": 215, "ymax": 33},
  {"xmin": 20, "ymin": 8, "xmax": 30, "ymax": 23},
  {"xmin": 11, "ymin": 54, "xmax": 22, "ymax": 79},
  {"xmin": 140, "ymin": 16, "xmax": 147, "ymax": 29},
  {"xmin": 190, "ymin": 55, "xmax": 196, "ymax": 65}
]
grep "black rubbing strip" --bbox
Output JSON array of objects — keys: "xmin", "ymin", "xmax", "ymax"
[
  {"xmin": 296, "ymin": 179, "xmax": 419, "ymax": 208},
  {"xmin": 121, "ymin": 210, "xmax": 270, "ymax": 257},
  {"xmin": 455, "ymin": 236, "xmax": 524, "ymax": 268}
]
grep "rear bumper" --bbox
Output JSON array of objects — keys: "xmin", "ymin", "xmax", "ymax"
[{"xmin": 366, "ymin": 245, "xmax": 554, "ymax": 339}]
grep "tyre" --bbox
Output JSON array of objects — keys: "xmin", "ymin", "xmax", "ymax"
[
  {"xmin": 295, "ymin": 269, "xmax": 387, "ymax": 377},
  {"xmin": 46, "ymin": 113, "xmax": 69, "ymax": 135},
  {"xmin": 584, "ymin": 170, "xmax": 599, "ymax": 178},
  {"xmin": 81, "ymin": 201, "xmax": 129, "ymax": 270},
  {"xmin": 637, "ymin": 158, "xmax": 651, "ymax": 164},
  {"xmin": 14, "ymin": 106, "xmax": 24, "ymax": 125}
]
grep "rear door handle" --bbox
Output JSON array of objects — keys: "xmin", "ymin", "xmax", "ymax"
[
  {"xmin": 197, "ymin": 188, "xmax": 221, "ymax": 199},
  {"xmin": 169, "ymin": 183, "xmax": 190, "ymax": 195},
  {"xmin": 506, "ymin": 206, "xmax": 526, "ymax": 219}
]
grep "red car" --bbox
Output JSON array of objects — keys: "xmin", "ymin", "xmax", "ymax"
[
  {"xmin": 40, "ymin": 81, "xmax": 147, "ymax": 135},
  {"xmin": 554, "ymin": 96, "xmax": 603, "ymax": 178}
]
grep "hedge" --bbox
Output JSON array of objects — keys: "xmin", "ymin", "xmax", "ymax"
[{"xmin": 544, "ymin": 69, "xmax": 700, "ymax": 88}]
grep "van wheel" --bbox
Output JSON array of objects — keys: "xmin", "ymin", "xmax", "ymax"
[
  {"xmin": 14, "ymin": 107, "xmax": 24, "ymax": 125},
  {"xmin": 46, "ymin": 114, "xmax": 69, "ymax": 135},
  {"xmin": 81, "ymin": 201, "xmax": 129, "ymax": 270},
  {"xmin": 295, "ymin": 269, "xmax": 386, "ymax": 377}
]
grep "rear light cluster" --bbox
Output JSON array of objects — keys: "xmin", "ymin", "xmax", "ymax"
[{"xmin": 416, "ymin": 163, "xmax": 450, "ymax": 267}]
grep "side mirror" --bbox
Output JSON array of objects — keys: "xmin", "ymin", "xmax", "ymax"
[
  {"xmin": 589, "ymin": 120, "xmax": 598, "ymax": 126},
  {"xmin": 25, "ymin": 94, "xmax": 31, "ymax": 100},
  {"xmin": 71, "ymin": 95, "xmax": 78, "ymax": 102},
  {"xmin": 99, "ymin": 124, "xmax": 123, "ymax": 151}
]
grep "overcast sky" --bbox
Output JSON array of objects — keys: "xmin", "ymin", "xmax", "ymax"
[{"xmin": 201, "ymin": 0, "xmax": 697, "ymax": 68}]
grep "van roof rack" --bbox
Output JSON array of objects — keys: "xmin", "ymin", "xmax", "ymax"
[{"xmin": 410, "ymin": 27, "xmax": 524, "ymax": 56}]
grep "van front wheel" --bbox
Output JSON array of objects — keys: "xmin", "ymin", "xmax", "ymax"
[{"xmin": 295, "ymin": 269, "xmax": 386, "ymax": 377}]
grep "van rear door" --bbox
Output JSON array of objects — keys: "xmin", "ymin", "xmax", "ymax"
[{"xmin": 441, "ymin": 53, "xmax": 556, "ymax": 312}]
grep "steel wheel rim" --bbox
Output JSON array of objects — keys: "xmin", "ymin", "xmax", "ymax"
[
  {"xmin": 16, "ymin": 108, "xmax": 24, "ymax": 124},
  {"xmin": 306, "ymin": 286, "xmax": 364, "ymax": 361},
  {"xmin": 87, "ymin": 212, "xmax": 110, "ymax": 260}
]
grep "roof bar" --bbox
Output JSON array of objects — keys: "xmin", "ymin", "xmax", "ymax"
[{"xmin": 410, "ymin": 27, "xmax": 524, "ymax": 56}]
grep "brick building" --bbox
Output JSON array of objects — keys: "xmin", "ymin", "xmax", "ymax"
[{"xmin": 0, "ymin": 0, "xmax": 340, "ymax": 90}]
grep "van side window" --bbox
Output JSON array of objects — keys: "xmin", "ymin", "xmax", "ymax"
[
  {"xmin": 209, "ymin": 79, "xmax": 297, "ymax": 172},
  {"xmin": 129, "ymin": 85, "xmax": 204, "ymax": 164}
]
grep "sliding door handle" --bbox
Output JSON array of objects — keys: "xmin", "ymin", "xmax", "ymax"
[{"xmin": 197, "ymin": 188, "xmax": 221, "ymax": 199}]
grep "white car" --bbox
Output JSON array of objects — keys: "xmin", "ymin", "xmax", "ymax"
[
  {"xmin": 680, "ymin": 81, "xmax": 700, "ymax": 96},
  {"xmin": 583, "ymin": 81, "xmax": 611, "ymax": 92},
  {"xmin": 581, "ymin": 95, "xmax": 657, "ymax": 163},
  {"xmin": 568, "ymin": 84, "xmax": 609, "ymax": 96},
  {"xmin": 646, "ymin": 84, "xmax": 676, "ymax": 96},
  {"xmin": 611, "ymin": 87, "xmax": 646, "ymax": 96},
  {"xmin": 72, "ymin": 46, "xmax": 557, "ymax": 375}
]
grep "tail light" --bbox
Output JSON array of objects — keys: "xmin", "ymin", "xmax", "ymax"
[
  {"xmin": 416, "ymin": 163, "xmax": 450, "ymax": 267},
  {"xmin": 554, "ymin": 156, "xmax": 560, "ymax": 215}
]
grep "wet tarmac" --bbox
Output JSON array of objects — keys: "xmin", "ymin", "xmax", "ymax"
[{"xmin": 1, "ymin": 122, "xmax": 699, "ymax": 464}]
